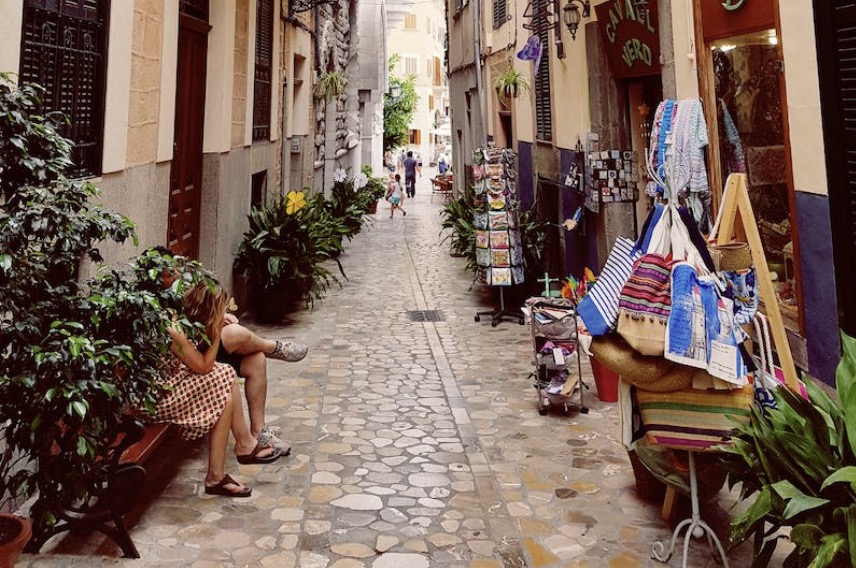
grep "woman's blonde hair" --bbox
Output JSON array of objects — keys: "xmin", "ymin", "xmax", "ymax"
[{"xmin": 183, "ymin": 280, "xmax": 229, "ymax": 340}]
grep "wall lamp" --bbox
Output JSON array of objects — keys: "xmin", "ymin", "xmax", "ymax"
[
  {"xmin": 388, "ymin": 83, "xmax": 401, "ymax": 101},
  {"xmin": 562, "ymin": 0, "xmax": 591, "ymax": 41}
]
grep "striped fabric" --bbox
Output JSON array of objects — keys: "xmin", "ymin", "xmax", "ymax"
[
  {"xmin": 577, "ymin": 237, "xmax": 640, "ymax": 336},
  {"xmin": 618, "ymin": 254, "xmax": 673, "ymax": 319},
  {"xmin": 637, "ymin": 384, "xmax": 754, "ymax": 451}
]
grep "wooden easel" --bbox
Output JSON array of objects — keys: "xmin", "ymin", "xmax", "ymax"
[
  {"xmin": 713, "ymin": 173, "xmax": 799, "ymax": 392},
  {"xmin": 659, "ymin": 173, "xmax": 799, "ymax": 524}
]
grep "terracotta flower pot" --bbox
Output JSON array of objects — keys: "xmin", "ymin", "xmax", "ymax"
[{"xmin": 0, "ymin": 514, "xmax": 31, "ymax": 568}]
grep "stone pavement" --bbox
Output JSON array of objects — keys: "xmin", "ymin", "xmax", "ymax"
[{"xmin": 19, "ymin": 172, "xmax": 765, "ymax": 567}]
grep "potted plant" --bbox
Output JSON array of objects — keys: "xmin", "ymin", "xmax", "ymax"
[
  {"xmin": 234, "ymin": 191, "xmax": 345, "ymax": 322},
  {"xmin": 493, "ymin": 66, "xmax": 531, "ymax": 106},
  {"xmin": 0, "ymin": 75, "xmax": 178, "ymax": 550},
  {"xmin": 314, "ymin": 70, "xmax": 346, "ymax": 101},
  {"xmin": 358, "ymin": 166, "xmax": 387, "ymax": 215},
  {"xmin": 718, "ymin": 332, "xmax": 856, "ymax": 567},
  {"xmin": 0, "ymin": 513, "xmax": 31, "ymax": 568}
]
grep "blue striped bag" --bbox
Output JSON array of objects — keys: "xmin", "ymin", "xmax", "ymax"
[{"xmin": 577, "ymin": 236, "xmax": 641, "ymax": 336}]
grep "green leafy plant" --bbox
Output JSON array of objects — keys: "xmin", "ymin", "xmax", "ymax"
[
  {"xmin": 233, "ymin": 193, "xmax": 346, "ymax": 317},
  {"xmin": 719, "ymin": 332, "xmax": 856, "ymax": 567},
  {"xmin": 383, "ymin": 55, "xmax": 419, "ymax": 153},
  {"xmin": 315, "ymin": 70, "xmax": 346, "ymax": 100},
  {"xmin": 439, "ymin": 187, "xmax": 477, "ymax": 269},
  {"xmin": 0, "ymin": 75, "xmax": 182, "ymax": 539},
  {"xmin": 493, "ymin": 67, "xmax": 531, "ymax": 106}
]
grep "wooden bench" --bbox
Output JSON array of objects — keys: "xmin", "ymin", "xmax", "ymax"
[
  {"xmin": 26, "ymin": 420, "xmax": 173, "ymax": 558},
  {"xmin": 431, "ymin": 176, "xmax": 454, "ymax": 203}
]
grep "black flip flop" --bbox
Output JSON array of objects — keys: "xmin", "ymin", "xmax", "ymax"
[
  {"xmin": 236, "ymin": 441, "xmax": 282, "ymax": 464},
  {"xmin": 204, "ymin": 474, "xmax": 252, "ymax": 497}
]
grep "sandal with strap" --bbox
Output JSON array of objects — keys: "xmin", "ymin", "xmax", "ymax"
[
  {"xmin": 236, "ymin": 441, "xmax": 282, "ymax": 464},
  {"xmin": 204, "ymin": 474, "xmax": 252, "ymax": 498}
]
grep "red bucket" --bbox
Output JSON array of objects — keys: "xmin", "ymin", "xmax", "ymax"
[{"xmin": 590, "ymin": 356, "xmax": 619, "ymax": 402}]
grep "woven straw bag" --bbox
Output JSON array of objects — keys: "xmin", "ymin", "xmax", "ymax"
[{"xmin": 590, "ymin": 335, "xmax": 693, "ymax": 393}]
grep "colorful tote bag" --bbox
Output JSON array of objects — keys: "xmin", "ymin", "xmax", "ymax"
[
  {"xmin": 577, "ymin": 236, "xmax": 640, "ymax": 336},
  {"xmin": 617, "ymin": 253, "xmax": 673, "ymax": 356}
]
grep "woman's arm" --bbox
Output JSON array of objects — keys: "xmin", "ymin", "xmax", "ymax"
[{"xmin": 169, "ymin": 324, "xmax": 221, "ymax": 374}]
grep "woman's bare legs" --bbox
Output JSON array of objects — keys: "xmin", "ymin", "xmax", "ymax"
[
  {"xmin": 221, "ymin": 323, "xmax": 276, "ymax": 356},
  {"xmin": 205, "ymin": 380, "xmax": 273, "ymax": 494},
  {"xmin": 239, "ymin": 351, "xmax": 267, "ymax": 438}
]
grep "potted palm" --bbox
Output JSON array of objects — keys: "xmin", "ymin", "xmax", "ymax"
[{"xmin": 0, "ymin": 75, "xmax": 177, "ymax": 551}]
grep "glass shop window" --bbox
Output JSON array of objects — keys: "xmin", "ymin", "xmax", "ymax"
[{"xmin": 710, "ymin": 29, "xmax": 799, "ymax": 329}]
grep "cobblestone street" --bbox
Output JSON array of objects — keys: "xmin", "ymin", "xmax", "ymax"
[{"xmin": 19, "ymin": 176, "xmax": 757, "ymax": 567}]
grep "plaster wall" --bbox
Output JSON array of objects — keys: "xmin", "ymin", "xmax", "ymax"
[
  {"xmin": 205, "ymin": 0, "xmax": 237, "ymax": 154},
  {"xmin": 447, "ymin": 3, "xmax": 476, "ymax": 74},
  {"xmin": 104, "ymin": 2, "xmax": 134, "ymax": 173},
  {"xmin": 0, "ymin": 1, "xmax": 22, "ymax": 75},
  {"xmin": 779, "ymin": 0, "xmax": 828, "ymax": 197}
]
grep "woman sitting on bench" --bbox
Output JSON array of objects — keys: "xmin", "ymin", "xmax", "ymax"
[{"xmin": 153, "ymin": 280, "xmax": 282, "ymax": 498}]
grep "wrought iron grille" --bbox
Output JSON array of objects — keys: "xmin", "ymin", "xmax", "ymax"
[
  {"xmin": 20, "ymin": 0, "xmax": 107, "ymax": 179},
  {"xmin": 253, "ymin": 0, "xmax": 273, "ymax": 141}
]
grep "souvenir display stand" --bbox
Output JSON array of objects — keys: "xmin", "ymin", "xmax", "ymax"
[
  {"xmin": 524, "ymin": 297, "xmax": 589, "ymax": 415},
  {"xmin": 650, "ymin": 173, "xmax": 799, "ymax": 567},
  {"xmin": 472, "ymin": 148, "xmax": 525, "ymax": 326}
]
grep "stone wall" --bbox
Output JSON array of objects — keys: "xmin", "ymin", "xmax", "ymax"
[
  {"xmin": 232, "ymin": 0, "xmax": 250, "ymax": 148},
  {"xmin": 127, "ymin": 0, "xmax": 164, "ymax": 167}
]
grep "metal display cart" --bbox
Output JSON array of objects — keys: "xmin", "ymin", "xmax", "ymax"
[{"xmin": 525, "ymin": 297, "xmax": 589, "ymax": 415}]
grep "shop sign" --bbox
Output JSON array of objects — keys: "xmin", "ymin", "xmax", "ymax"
[
  {"xmin": 721, "ymin": 0, "xmax": 747, "ymax": 11},
  {"xmin": 700, "ymin": 0, "xmax": 773, "ymax": 41},
  {"xmin": 595, "ymin": 0, "xmax": 661, "ymax": 79}
]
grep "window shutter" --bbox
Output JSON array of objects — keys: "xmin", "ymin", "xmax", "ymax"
[
  {"xmin": 533, "ymin": 0, "xmax": 552, "ymax": 142},
  {"xmin": 253, "ymin": 0, "xmax": 273, "ymax": 142},
  {"xmin": 817, "ymin": 1, "xmax": 856, "ymax": 333},
  {"xmin": 20, "ymin": 0, "xmax": 108, "ymax": 179},
  {"xmin": 493, "ymin": 0, "xmax": 507, "ymax": 29}
]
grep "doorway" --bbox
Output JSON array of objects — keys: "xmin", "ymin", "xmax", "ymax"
[{"xmin": 168, "ymin": 12, "xmax": 210, "ymax": 258}]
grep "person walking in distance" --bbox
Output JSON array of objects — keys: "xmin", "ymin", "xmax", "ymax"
[{"xmin": 403, "ymin": 151, "xmax": 421, "ymax": 198}]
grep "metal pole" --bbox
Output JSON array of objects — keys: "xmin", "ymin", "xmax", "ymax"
[{"xmin": 473, "ymin": 0, "xmax": 487, "ymax": 146}]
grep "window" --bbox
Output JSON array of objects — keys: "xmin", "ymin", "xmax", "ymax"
[
  {"xmin": 19, "ymin": 0, "xmax": 109, "ymax": 178},
  {"xmin": 405, "ymin": 57, "xmax": 418, "ymax": 76},
  {"xmin": 428, "ymin": 95, "xmax": 435, "ymax": 110},
  {"xmin": 253, "ymin": 0, "xmax": 274, "ymax": 142},
  {"xmin": 493, "ymin": 0, "xmax": 507, "ymax": 29},
  {"xmin": 405, "ymin": 14, "xmax": 417, "ymax": 29},
  {"xmin": 534, "ymin": 0, "xmax": 552, "ymax": 141}
]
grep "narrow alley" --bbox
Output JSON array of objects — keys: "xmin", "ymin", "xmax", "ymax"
[{"xmin": 17, "ymin": 175, "xmax": 759, "ymax": 568}]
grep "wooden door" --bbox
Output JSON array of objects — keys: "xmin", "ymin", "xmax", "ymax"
[
  {"xmin": 815, "ymin": 0, "xmax": 856, "ymax": 336},
  {"xmin": 168, "ymin": 14, "xmax": 210, "ymax": 258}
]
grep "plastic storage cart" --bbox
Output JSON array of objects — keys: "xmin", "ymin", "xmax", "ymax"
[{"xmin": 524, "ymin": 297, "xmax": 589, "ymax": 415}]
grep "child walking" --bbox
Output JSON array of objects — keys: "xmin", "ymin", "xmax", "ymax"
[{"xmin": 386, "ymin": 173, "xmax": 407, "ymax": 218}]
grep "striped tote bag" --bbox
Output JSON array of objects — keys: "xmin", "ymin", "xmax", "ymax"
[
  {"xmin": 577, "ymin": 236, "xmax": 640, "ymax": 336},
  {"xmin": 637, "ymin": 384, "xmax": 755, "ymax": 451}
]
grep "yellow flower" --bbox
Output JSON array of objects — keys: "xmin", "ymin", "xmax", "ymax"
[{"xmin": 285, "ymin": 190, "xmax": 306, "ymax": 214}]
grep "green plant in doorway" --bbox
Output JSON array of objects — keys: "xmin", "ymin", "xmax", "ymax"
[{"xmin": 718, "ymin": 332, "xmax": 856, "ymax": 567}]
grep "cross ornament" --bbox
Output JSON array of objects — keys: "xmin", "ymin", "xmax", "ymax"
[{"xmin": 537, "ymin": 272, "xmax": 559, "ymax": 297}]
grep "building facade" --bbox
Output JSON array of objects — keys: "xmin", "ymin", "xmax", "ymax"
[
  {"xmin": 388, "ymin": 0, "xmax": 449, "ymax": 165},
  {"xmin": 447, "ymin": 0, "xmax": 847, "ymax": 384},
  {"xmin": 1, "ymin": 0, "xmax": 387, "ymax": 291}
]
